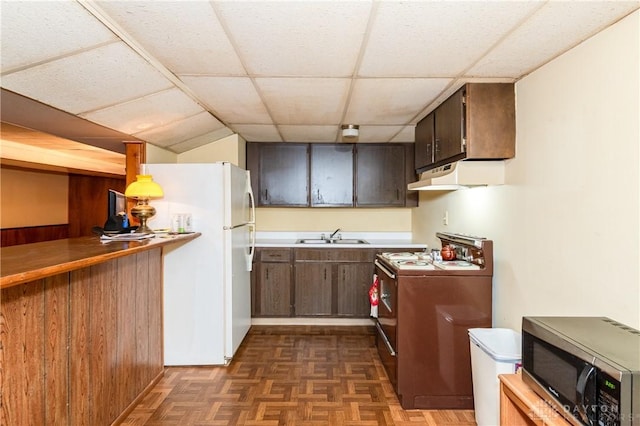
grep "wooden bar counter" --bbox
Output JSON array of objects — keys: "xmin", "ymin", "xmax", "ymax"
[{"xmin": 1, "ymin": 233, "xmax": 200, "ymax": 425}]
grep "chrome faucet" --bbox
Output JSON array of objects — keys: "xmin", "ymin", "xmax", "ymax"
[{"xmin": 329, "ymin": 228, "xmax": 341, "ymax": 240}]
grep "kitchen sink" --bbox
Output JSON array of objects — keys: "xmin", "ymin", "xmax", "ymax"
[
  {"xmin": 296, "ymin": 238, "xmax": 369, "ymax": 244},
  {"xmin": 330, "ymin": 239, "xmax": 369, "ymax": 244}
]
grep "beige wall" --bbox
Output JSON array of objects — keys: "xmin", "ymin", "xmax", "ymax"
[
  {"xmin": 177, "ymin": 134, "xmax": 246, "ymax": 167},
  {"xmin": 146, "ymin": 143, "xmax": 178, "ymax": 163},
  {"xmin": 412, "ymin": 11, "xmax": 640, "ymax": 330},
  {"xmin": 0, "ymin": 167, "xmax": 68, "ymax": 227},
  {"xmin": 256, "ymin": 207, "xmax": 413, "ymax": 232},
  {"xmin": 146, "ymin": 134, "xmax": 246, "ymax": 168}
]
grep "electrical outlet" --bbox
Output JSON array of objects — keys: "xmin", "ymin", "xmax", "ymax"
[{"xmin": 443, "ymin": 210, "xmax": 449, "ymax": 226}]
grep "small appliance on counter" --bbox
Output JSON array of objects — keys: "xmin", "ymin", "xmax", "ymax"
[
  {"xmin": 522, "ymin": 316, "xmax": 639, "ymax": 426},
  {"xmin": 373, "ymin": 232, "xmax": 494, "ymax": 410}
]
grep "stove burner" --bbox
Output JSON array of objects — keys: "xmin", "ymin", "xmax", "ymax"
[
  {"xmin": 381, "ymin": 252, "xmax": 419, "ymax": 260},
  {"xmin": 433, "ymin": 260, "xmax": 480, "ymax": 270},
  {"xmin": 393, "ymin": 259, "xmax": 436, "ymax": 270}
]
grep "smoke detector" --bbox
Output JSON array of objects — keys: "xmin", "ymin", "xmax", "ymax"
[{"xmin": 341, "ymin": 124, "xmax": 359, "ymax": 139}]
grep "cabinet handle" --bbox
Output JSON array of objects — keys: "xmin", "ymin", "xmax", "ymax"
[
  {"xmin": 435, "ymin": 139, "xmax": 440, "ymax": 153},
  {"xmin": 264, "ymin": 189, "xmax": 269, "ymax": 200},
  {"xmin": 266, "ymin": 268, "xmax": 269, "ymax": 280},
  {"xmin": 324, "ymin": 269, "xmax": 327, "ymax": 280},
  {"xmin": 396, "ymin": 189, "xmax": 400, "ymax": 200}
]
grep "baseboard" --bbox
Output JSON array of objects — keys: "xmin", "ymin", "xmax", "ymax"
[{"xmin": 251, "ymin": 317, "xmax": 375, "ymax": 326}]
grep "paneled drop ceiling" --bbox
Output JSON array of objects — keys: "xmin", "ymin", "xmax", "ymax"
[{"xmin": 1, "ymin": 0, "xmax": 639, "ymax": 162}]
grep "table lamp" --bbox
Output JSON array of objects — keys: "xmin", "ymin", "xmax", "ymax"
[{"xmin": 124, "ymin": 174, "xmax": 164, "ymax": 233}]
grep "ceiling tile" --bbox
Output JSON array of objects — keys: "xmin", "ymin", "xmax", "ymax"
[
  {"xmin": 95, "ymin": 1, "xmax": 245, "ymax": 75},
  {"xmin": 215, "ymin": 1, "xmax": 372, "ymax": 76},
  {"xmin": 390, "ymin": 126, "xmax": 416, "ymax": 143},
  {"xmin": 167, "ymin": 128, "xmax": 235, "ymax": 153},
  {"xmin": 180, "ymin": 76, "xmax": 272, "ymax": 124},
  {"xmin": 468, "ymin": 1, "xmax": 640, "ymax": 77},
  {"xmin": 0, "ymin": 1, "xmax": 118, "ymax": 73},
  {"xmin": 359, "ymin": 1, "xmax": 540, "ymax": 77},
  {"xmin": 279, "ymin": 125, "xmax": 340, "ymax": 142},
  {"xmin": 134, "ymin": 112, "xmax": 225, "ymax": 147},
  {"xmin": 2, "ymin": 42, "xmax": 173, "ymax": 114},
  {"xmin": 255, "ymin": 78, "xmax": 351, "ymax": 125},
  {"xmin": 2, "ymin": 1, "xmax": 638, "ymax": 159},
  {"xmin": 232, "ymin": 125, "xmax": 282, "ymax": 142},
  {"xmin": 81, "ymin": 88, "xmax": 205, "ymax": 135},
  {"xmin": 356, "ymin": 126, "xmax": 409, "ymax": 143},
  {"xmin": 345, "ymin": 78, "xmax": 452, "ymax": 125}
]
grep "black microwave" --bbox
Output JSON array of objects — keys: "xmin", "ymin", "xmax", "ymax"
[{"xmin": 522, "ymin": 316, "xmax": 639, "ymax": 426}]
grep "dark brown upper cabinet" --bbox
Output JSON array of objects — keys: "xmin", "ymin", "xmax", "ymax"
[
  {"xmin": 247, "ymin": 143, "xmax": 309, "ymax": 206},
  {"xmin": 415, "ymin": 83, "xmax": 516, "ymax": 174},
  {"xmin": 356, "ymin": 144, "xmax": 407, "ymax": 207},
  {"xmin": 247, "ymin": 142, "xmax": 417, "ymax": 208},
  {"xmin": 310, "ymin": 144, "xmax": 354, "ymax": 207}
]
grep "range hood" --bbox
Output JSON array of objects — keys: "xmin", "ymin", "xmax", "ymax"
[{"xmin": 407, "ymin": 160, "xmax": 505, "ymax": 191}]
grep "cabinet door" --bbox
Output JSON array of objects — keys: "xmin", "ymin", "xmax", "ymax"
[
  {"xmin": 415, "ymin": 112, "xmax": 435, "ymax": 173},
  {"xmin": 337, "ymin": 263, "xmax": 374, "ymax": 317},
  {"xmin": 259, "ymin": 143, "xmax": 309, "ymax": 206},
  {"xmin": 355, "ymin": 144, "xmax": 405, "ymax": 206},
  {"xmin": 294, "ymin": 263, "xmax": 332, "ymax": 316},
  {"xmin": 310, "ymin": 144, "xmax": 354, "ymax": 206},
  {"xmin": 434, "ymin": 88, "xmax": 465, "ymax": 163},
  {"xmin": 254, "ymin": 263, "xmax": 291, "ymax": 316}
]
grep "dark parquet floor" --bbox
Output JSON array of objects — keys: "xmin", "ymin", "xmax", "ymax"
[{"xmin": 120, "ymin": 326, "xmax": 476, "ymax": 426}]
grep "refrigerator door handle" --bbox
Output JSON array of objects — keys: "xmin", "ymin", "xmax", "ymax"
[
  {"xmin": 246, "ymin": 223, "xmax": 256, "ymax": 271},
  {"xmin": 246, "ymin": 170, "xmax": 256, "ymax": 225}
]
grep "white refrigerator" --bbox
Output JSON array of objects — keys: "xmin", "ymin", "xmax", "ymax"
[{"xmin": 143, "ymin": 162, "xmax": 255, "ymax": 365}]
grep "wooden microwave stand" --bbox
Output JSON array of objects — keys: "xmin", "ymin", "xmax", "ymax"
[{"xmin": 499, "ymin": 373, "xmax": 571, "ymax": 426}]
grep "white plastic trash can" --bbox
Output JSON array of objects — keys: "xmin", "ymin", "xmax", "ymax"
[{"xmin": 468, "ymin": 328, "xmax": 522, "ymax": 426}]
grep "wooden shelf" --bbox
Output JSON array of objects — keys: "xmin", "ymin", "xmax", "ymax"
[{"xmin": 499, "ymin": 373, "xmax": 571, "ymax": 426}]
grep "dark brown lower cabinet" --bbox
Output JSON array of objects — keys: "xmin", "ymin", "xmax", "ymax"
[
  {"xmin": 251, "ymin": 248, "xmax": 293, "ymax": 316},
  {"xmin": 253, "ymin": 262, "xmax": 292, "ymax": 316},
  {"xmin": 294, "ymin": 262, "xmax": 333, "ymax": 316},
  {"xmin": 252, "ymin": 247, "xmax": 420, "ymax": 318},
  {"xmin": 337, "ymin": 262, "xmax": 374, "ymax": 317},
  {"xmin": 293, "ymin": 248, "xmax": 376, "ymax": 317}
]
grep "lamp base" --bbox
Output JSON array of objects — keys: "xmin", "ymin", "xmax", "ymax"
[{"xmin": 130, "ymin": 203, "xmax": 156, "ymax": 234}]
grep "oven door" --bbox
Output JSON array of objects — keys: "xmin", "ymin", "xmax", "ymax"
[
  {"xmin": 375, "ymin": 260, "xmax": 397, "ymax": 342},
  {"xmin": 374, "ymin": 259, "xmax": 398, "ymax": 388}
]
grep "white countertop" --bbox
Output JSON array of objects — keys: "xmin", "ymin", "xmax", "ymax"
[{"xmin": 255, "ymin": 231, "xmax": 428, "ymax": 249}]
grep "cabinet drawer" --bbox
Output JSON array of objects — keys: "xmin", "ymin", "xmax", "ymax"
[
  {"xmin": 294, "ymin": 248, "xmax": 332, "ymax": 261},
  {"xmin": 334, "ymin": 248, "xmax": 376, "ymax": 262},
  {"xmin": 295, "ymin": 248, "xmax": 376, "ymax": 262},
  {"xmin": 258, "ymin": 248, "xmax": 291, "ymax": 262}
]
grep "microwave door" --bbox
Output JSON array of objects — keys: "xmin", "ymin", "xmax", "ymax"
[{"xmin": 576, "ymin": 365, "xmax": 597, "ymax": 426}]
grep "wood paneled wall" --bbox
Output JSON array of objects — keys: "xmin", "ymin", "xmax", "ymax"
[
  {"xmin": 0, "ymin": 248, "xmax": 163, "ymax": 425},
  {"xmin": 0, "ymin": 173, "xmax": 125, "ymax": 246},
  {"xmin": 68, "ymin": 174, "xmax": 126, "ymax": 237},
  {"xmin": 0, "ymin": 224, "xmax": 69, "ymax": 247}
]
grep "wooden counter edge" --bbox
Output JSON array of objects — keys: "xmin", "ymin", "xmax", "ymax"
[
  {"xmin": 0, "ymin": 232, "xmax": 201, "ymax": 289},
  {"xmin": 499, "ymin": 373, "xmax": 571, "ymax": 426}
]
